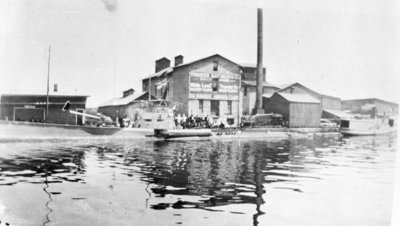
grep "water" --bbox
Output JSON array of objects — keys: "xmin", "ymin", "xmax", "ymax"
[{"xmin": 0, "ymin": 134, "xmax": 397, "ymax": 226}]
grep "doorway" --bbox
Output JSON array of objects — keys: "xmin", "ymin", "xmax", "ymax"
[{"xmin": 211, "ymin": 100, "xmax": 219, "ymax": 116}]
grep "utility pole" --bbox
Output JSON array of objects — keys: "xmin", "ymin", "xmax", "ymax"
[{"xmin": 46, "ymin": 45, "xmax": 51, "ymax": 123}]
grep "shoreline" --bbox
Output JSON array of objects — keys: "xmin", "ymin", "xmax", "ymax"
[{"xmin": 0, "ymin": 120, "xmax": 341, "ymax": 142}]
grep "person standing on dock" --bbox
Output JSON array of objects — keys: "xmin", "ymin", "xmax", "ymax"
[{"xmin": 181, "ymin": 114, "xmax": 187, "ymax": 129}]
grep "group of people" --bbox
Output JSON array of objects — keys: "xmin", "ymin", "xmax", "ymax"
[{"xmin": 174, "ymin": 114, "xmax": 225, "ymax": 129}]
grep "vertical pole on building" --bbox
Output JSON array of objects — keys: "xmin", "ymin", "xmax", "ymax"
[
  {"xmin": 254, "ymin": 8, "xmax": 264, "ymax": 114},
  {"xmin": 46, "ymin": 45, "xmax": 51, "ymax": 123},
  {"xmin": 148, "ymin": 76, "xmax": 151, "ymax": 101}
]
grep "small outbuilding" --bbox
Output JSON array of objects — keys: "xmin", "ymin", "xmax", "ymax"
[{"xmin": 264, "ymin": 92, "xmax": 321, "ymax": 127}]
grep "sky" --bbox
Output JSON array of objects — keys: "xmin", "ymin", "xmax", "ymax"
[{"xmin": 0, "ymin": 0, "xmax": 399, "ymax": 107}]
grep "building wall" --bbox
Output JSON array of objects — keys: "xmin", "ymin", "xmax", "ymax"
[
  {"xmin": 374, "ymin": 101, "xmax": 398, "ymax": 116},
  {"xmin": 264, "ymin": 94, "xmax": 290, "ymax": 123},
  {"xmin": 321, "ymin": 96, "xmax": 342, "ymax": 110},
  {"xmin": 242, "ymin": 90, "xmax": 256, "ymax": 115},
  {"xmin": 264, "ymin": 94, "xmax": 321, "ymax": 127},
  {"xmin": 242, "ymin": 86, "xmax": 278, "ymax": 115},
  {"xmin": 242, "ymin": 66, "xmax": 266, "ymax": 82},
  {"xmin": 342, "ymin": 99, "xmax": 398, "ymax": 116},
  {"xmin": 187, "ymin": 56, "xmax": 241, "ymax": 126},
  {"xmin": 170, "ymin": 66, "xmax": 190, "ymax": 114},
  {"xmin": 289, "ymin": 103, "xmax": 321, "ymax": 127},
  {"xmin": 167, "ymin": 55, "xmax": 241, "ymax": 126}
]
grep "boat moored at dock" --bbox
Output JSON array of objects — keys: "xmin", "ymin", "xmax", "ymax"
[{"xmin": 339, "ymin": 117, "xmax": 397, "ymax": 136}]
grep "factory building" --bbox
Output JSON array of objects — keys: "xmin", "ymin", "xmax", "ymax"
[
  {"xmin": 342, "ymin": 98, "xmax": 398, "ymax": 117},
  {"xmin": 264, "ymin": 92, "xmax": 321, "ymax": 127},
  {"xmin": 0, "ymin": 94, "xmax": 88, "ymax": 125},
  {"xmin": 142, "ymin": 54, "xmax": 241, "ymax": 127}
]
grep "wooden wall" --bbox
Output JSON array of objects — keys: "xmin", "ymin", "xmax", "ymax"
[{"xmin": 289, "ymin": 103, "xmax": 321, "ymax": 127}]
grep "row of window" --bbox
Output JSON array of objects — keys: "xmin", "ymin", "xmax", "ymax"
[{"xmin": 198, "ymin": 100, "xmax": 232, "ymax": 116}]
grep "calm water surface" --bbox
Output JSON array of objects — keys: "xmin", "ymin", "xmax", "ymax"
[{"xmin": 0, "ymin": 134, "xmax": 397, "ymax": 226}]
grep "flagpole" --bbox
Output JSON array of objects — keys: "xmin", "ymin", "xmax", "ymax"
[{"xmin": 46, "ymin": 45, "xmax": 51, "ymax": 123}]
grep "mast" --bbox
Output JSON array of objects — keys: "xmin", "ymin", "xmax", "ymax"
[{"xmin": 46, "ymin": 45, "xmax": 51, "ymax": 123}]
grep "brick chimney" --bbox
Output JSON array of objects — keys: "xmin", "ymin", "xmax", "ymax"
[
  {"xmin": 155, "ymin": 57, "xmax": 171, "ymax": 72},
  {"xmin": 174, "ymin": 55, "xmax": 183, "ymax": 66},
  {"xmin": 123, "ymin": 88, "xmax": 135, "ymax": 97}
]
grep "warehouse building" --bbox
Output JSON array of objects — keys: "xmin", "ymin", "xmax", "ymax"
[
  {"xmin": 277, "ymin": 82, "xmax": 341, "ymax": 110},
  {"xmin": 0, "ymin": 94, "xmax": 88, "ymax": 125},
  {"xmin": 264, "ymin": 92, "xmax": 321, "ymax": 127},
  {"xmin": 342, "ymin": 98, "xmax": 398, "ymax": 117},
  {"xmin": 142, "ymin": 54, "xmax": 242, "ymax": 127}
]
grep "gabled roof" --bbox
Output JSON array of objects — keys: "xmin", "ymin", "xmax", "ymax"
[
  {"xmin": 275, "ymin": 92, "xmax": 320, "ymax": 104},
  {"xmin": 99, "ymin": 91, "xmax": 157, "ymax": 107},
  {"xmin": 277, "ymin": 82, "xmax": 340, "ymax": 100},
  {"xmin": 143, "ymin": 54, "xmax": 241, "ymax": 80},
  {"xmin": 175, "ymin": 54, "xmax": 241, "ymax": 69},
  {"xmin": 277, "ymin": 82, "xmax": 320, "ymax": 96}
]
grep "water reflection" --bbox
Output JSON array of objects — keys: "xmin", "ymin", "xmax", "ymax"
[{"xmin": 0, "ymin": 134, "xmax": 396, "ymax": 226}]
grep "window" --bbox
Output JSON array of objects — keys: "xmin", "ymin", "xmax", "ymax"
[
  {"xmin": 213, "ymin": 61, "xmax": 218, "ymax": 71},
  {"xmin": 199, "ymin": 100, "xmax": 204, "ymax": 113},
  {"xmin": 228, "ymin": 101, "xmax": 232, "ymax": 115},
  {"xmin": 211, "ymin": 100, "xmax": 219, "ymax": 116},
  {"xmin": 244, "ymin": 86, "xmax": 247, "ymax": 96},
  {"xmin": 212, "ymin": 78, "xmax": 219, "ymax": 92}
]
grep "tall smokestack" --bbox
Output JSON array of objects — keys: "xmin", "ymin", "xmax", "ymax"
[{"xmin": 254, "ymin": 8, "xmax": 264, "ymax": 114}]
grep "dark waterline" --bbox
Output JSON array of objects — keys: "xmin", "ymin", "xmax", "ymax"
[{"xmin": 0, "ymin": 134, "xmax": 396, "ymax": 226}]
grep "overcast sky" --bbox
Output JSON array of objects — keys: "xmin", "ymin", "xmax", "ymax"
[{"xmin": 0, "ymin": 0, "xmax": 399, "ymax": 107}]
